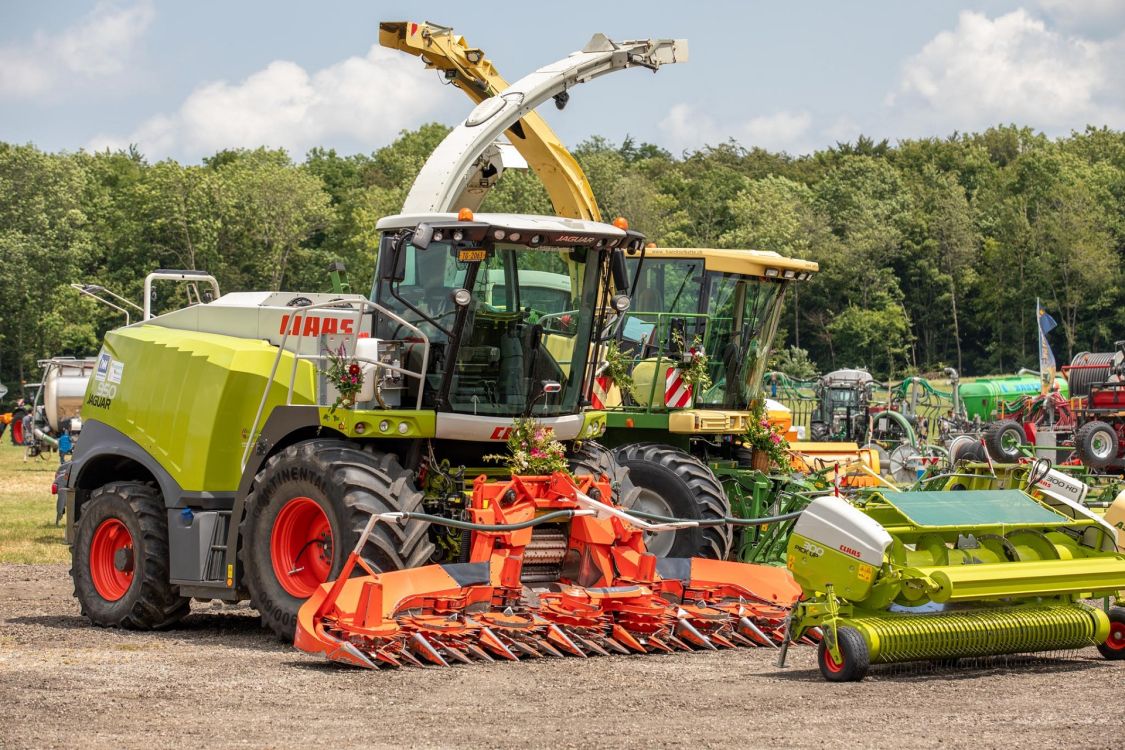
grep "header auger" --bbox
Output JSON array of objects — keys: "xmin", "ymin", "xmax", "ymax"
[{"xmin": 296, "ymin": 472, "xmax": 801, "ymax": 668}]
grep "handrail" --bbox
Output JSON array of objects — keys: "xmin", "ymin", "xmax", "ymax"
[
  {"xmin": 143, "ymin": 271, "xmax": 221, "ymax": 320},
  {"xmin": 240, "ymin": 298, "xmax": 431, "ymax": 471}
]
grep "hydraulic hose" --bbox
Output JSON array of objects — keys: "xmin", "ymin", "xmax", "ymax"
[
  {"xmin": 377, "ymin": 509, "xmax": 583, "ymax": 532},
  {"xmin": 376, "ymin": 506, "xmax": 811, "ymax": 533},
  {"xmin": 625, "ymin": 508, "xmax": 805, "ymax": 527}
]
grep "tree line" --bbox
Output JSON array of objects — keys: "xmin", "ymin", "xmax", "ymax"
[{"xmin": 1, "ymin": 123, "xmax": 1123, "ymax": 396}]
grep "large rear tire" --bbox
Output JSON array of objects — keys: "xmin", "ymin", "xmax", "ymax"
[
  {"xmin": 72, "ymin": 482, "xmax": 190, "ymax": 629},
  {"xmin": 569, "ymin": 440, "xmax": 641, "ymax": 508},
  {"xmin": 1074, "ymin": 421, "xmax": 1119, "ymax": 469},
  {"xmin": 612, "ymin": 443, "xmax": 732, "ymax": 559},
  {"xmin": 239, "ymin": 439, "xmax": 434, "ymax": 640},
  {"xmin": 984, "ymin": 419, "xmax": 1025, "ymax": 462}
]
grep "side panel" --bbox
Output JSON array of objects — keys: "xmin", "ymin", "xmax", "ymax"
[{"xmin": 80, "ymin": 325, "xmax": 318, "ymax": 493}]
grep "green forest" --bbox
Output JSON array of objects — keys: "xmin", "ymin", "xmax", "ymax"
[{"xmin": 1, "ymin": 123, "xmax": 1123, "ymax": 393}]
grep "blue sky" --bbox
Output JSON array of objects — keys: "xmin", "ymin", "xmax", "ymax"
[{"xmin": 1, "ymin": 1, "xmax": 1123, "ymax": 162}]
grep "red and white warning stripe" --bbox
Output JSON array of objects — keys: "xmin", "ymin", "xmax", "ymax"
[
  {"xmin": 665, "ymin": 366, "xmax": 693, "ymax": 408},
  {"xmin": 591, "ymin": 375, "xmax": 610, "ymax": 410}
]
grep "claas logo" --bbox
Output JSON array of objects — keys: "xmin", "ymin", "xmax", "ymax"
[{"xmin": 279, "ymin": 314, "xmax": 355, "ymax": 337}]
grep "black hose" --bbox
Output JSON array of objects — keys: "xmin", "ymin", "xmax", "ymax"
[
  {"xmin": 386, "ymin": 509, "xmax": 580, "ymax": 532},
  {"xmin": 381, "ymin": 506, "xmax": 808, "ymax": 533},
  {"xmin": 626, "ymin": 508, "xmax": 805, "ymax": 527}
]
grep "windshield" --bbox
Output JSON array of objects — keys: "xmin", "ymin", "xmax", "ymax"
[
  {"xmin": 619, "ymin": 259, "xmax": 786, "ymax": 410},
  {"xmin": 373, "ymin": 239, "xmax": 597, "ymax": 417}
]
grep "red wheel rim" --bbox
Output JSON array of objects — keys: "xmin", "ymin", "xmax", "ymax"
[
  {"xmin": 823, "ymin": 643, "xmax": 845, "ymax": 673},
  {"xmin": 89, "ymin": 518, "xmax": 134, "ymax": 601},
  {"xmin": 1106, "ymin": 621, "xmax": 1125, "ymax": 652},
  {"xmin": 270, "ymin": 497, "xmax": 334, "ymax": 598}
]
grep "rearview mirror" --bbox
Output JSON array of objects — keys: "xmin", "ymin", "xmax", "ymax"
[
  {"xmin": 610, "ymin": 248, "xmax": 629, "ymax": 292},
  {"xmin": 379, "ymin": 234, "xmax": 405, "ymax": 282},
  {"xmin": 413, "ymin": 222, "xmax": 435, "ymax": 251}
]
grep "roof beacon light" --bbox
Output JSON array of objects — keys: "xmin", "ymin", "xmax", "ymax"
[
  {"xmin": 458, "ymin": 207, "xmax": 474, "ymax": 221},
  {"xmin": 612, "ymin": 216, "xmax": 629, "ymax": 230}
]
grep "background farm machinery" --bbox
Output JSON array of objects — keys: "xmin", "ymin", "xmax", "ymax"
[{"xmin": 764, "ymin": 359, "xmax": 1125, "ymax": 477}]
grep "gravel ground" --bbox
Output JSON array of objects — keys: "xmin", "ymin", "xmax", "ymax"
[{"xmin": 1, "ymin": 563, "xmax": 1122, "ymax": 749}]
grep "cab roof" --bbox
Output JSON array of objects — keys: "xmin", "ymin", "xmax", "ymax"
[
  {"xmin": 639, "ymin": 246, "xmax": 818, "ymax": 277},
  {"xmin": 376, "ymin": 211, "xmax": 629, "ymax": 240}
]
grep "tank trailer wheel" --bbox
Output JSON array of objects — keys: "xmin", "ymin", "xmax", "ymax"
[
  {"xmin": 1097, "ymin": 607, "xmax": 1125, "ymax": 660},
  {"xmin": 240, "ymin": 439, "xmax": 434, "ymax": 640},
  {"xmin": 818, "ymin": 626, "xmax": 870, "ymax": 682},
  {"xmin": 612, "ymin": 443, "xmax": 732, "ymax": 560},
  {"xmin": 984, "ymin": 420, "xmax": 1025, "ymax": 463},
  {"xmin": 72, "ymin": 482, "xmax": 190, "ymax": 629},
  {"xmin": 1074, "ymin": 421, "xmax": 1119, "ymax": 470}
]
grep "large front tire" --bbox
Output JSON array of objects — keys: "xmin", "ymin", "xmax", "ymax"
[
  {"xmin": 239, "ymin": 439, "xmax": 434, "ymax": 640},
  {"xmin": 612, "ymin": 443, "xmax": 732, "ymax": 559},
  {"xmin": 72, "ymin": 482, "xmax": 190, "ymax": 629}
]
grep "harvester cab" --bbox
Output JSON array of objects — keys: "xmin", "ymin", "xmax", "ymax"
[{"xmin": 368, "ymin": 210, "xmax": 638, "ymax": 432}]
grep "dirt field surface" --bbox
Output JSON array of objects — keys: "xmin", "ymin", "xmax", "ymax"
[{"xmin": 1, "ymin": 564, "xmax": 1121, "ymax": 750}]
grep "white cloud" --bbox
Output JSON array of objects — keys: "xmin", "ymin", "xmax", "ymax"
[
  {"xmin": 89, "ymin": 45, "xmax": 459, "ymax": 160},
  {"xmin": 0, "ymin": 1, "xmax": 154, "ymax": 99},
  {"xmin": 887, "ymin": 9, "xmax": 1125, "ymax": 135},
  {"xmin": 658, "ymin": 104, "xmax": 813, "ymax": 153}
]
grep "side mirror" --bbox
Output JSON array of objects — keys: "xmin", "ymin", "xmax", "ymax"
[
  {"xmin": 610, "ymin": 248, "xmax": 629, "ymax": 292},
  {"xmin": 413, "ymin": 222, "xmax": 434, "ymax": 251},
  {"xmin": 379, "ymin": 235, "xmax": 405, "ymax": 282}
]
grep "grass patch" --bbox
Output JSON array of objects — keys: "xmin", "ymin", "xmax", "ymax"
[{"xmin": 0, "ymin": 440, "xmax": 67, "ymax": 563}]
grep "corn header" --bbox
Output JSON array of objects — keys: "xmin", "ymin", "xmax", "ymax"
[
  {"xmin": 781, "ymin": 475, "xmax": 1125, "ymax": 680},
  {"xmin": 297, "ymin": 472, "xmax": 801, "ymax": 668}
]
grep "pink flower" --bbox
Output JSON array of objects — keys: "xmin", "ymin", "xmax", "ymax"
[
  {"xmin": 531, "ymin": 448, "xmax": 543, "ymax": 458},
  {"xmin": 770, "ymin": 433, "xmax": 782, "ymax": 444},
  {"xmin": 759, "ymin": 419, "xmax": 770, "ymax": 428}
]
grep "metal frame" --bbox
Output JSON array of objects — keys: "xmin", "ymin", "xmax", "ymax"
[{"xmin": 241, "ymin": 299, "xmax": 430, "ymax": 471}]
